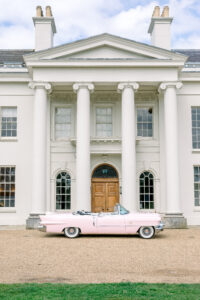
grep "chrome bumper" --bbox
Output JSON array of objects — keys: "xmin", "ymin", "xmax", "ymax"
[
  {"xmin": 38, "ymin": 224, "xmax": 46, "ymax": 232},
  {"xmin": 155, "ymin": 223, "xmax": 164, "ymax": 233}
]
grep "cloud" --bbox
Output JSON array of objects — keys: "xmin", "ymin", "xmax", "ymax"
[{"xmin": 0, "ymin": 0, "xmax": 199, "ymax": 49}]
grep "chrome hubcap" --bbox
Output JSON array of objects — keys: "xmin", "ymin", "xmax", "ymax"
[
  {"xmin": 68, "ymin": 228, "xmax": 75, "ymax": 234},
  {"xmin": 143, "ymin": 227, "xmax": 151, "ymax": 236}
]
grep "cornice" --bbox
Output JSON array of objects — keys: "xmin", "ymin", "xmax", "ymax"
[
  {"xmin": 148, "ymin": 17, "xmax": 173, "ymax": 34},
  {"xmin": 33, "ymin": 17, "xmax": 56, "ymax": 34},
  {"xmin": 24, "ymin": 60, "xmax": 186, "ymax": 68}
]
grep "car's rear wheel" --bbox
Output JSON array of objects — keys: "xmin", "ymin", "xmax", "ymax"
[
  {"xmin": 64, "ymin": 227, "xmax": 79, "ymax": 238},
  {"xmin": 139, "ymin": 226, "xmax": 155, "ymax": 239}
]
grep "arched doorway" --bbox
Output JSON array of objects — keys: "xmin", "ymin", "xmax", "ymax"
[{"xmin": 91, "ymin": 164, "xmax": 119, "ymax": 212}]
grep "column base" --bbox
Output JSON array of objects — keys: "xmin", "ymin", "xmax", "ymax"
[
  {"xmin": 26, "ymin": 213, "xmax": 44, "ymax": 229},
  {"xmin": 162, "ymin": 213, "xmax": 187, "ymax": 229}
]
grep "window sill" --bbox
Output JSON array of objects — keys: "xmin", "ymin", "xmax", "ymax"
[
  {"xmin": 0, "ymin": 208, "xmax": 16, "ymax": 213},
  {"xmin": 55, "ymin": 210, "xmax": 72, "ymax": 213},
  {"xmin": 0, "ymin": 138, "xmax": 18, "ymax": 142},
  {"xmin": 139, "ymin": 209, "xmax": 156, "ymax": 212},
  {"xmin": 53, "ymin": 138, "xmax": 71, "ymax": 142},
  {"xmin": 70, "ymin": 137, "xmax": 121, "ymax": 144},
  {"xmin": 192, "ymin": 149, "xmax": 200, "ymax": 153},
  {"xmin": 136, "ymin": 137, "xmax": 154, "ymax": 141},
  {"xmin": 193, "ymin": 207, "xmax": 200, "ymax": 212},
  {"xmin": 91, "ymin": 137, "xmax": 121, "ymax": 143}
]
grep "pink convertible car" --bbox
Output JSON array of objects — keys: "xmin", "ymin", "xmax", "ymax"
[{"xmin": 39, "ymin": 204, "xmax": 164, "ymax": 239}]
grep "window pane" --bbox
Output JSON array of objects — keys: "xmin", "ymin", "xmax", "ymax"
[
  {"xmin": 194, "ymin": 166, "xmax": 200, "ymax": 207},
  {"xmin": 56, "ymin": 172, "xmax": 71, "ymax": 210},
  {"xmin": 137, "ymin": 108, "xmax": 153, "ymax": 137},
  {"xmin": 192, "ymin": 108, "xmax": 200, "ymax": 149},
  {"xmin": 0, "ymin": 167, "xmax": 15, "ymax": 207},
  {"xmin": 96, "ymin": 107, "xmax": 112, "ymax": 137},
  {"xmin": 1, "ymin": 107, "xmax": 17, "ymax": 137},
  {"xmin": 55, "ymin": 108, "xmax": 71, "ymax": 139},
  {"xmin": 139, "ymin": 171, "xmax": 154, "ymax": 210}
]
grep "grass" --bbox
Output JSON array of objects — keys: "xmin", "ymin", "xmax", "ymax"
[{"xmin": 0, "ymin": 282, "xmax": 200, "ymax": 300}]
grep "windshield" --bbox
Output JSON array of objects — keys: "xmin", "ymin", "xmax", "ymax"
[{"xmin": 119, "ymin": 205, "xmax": 129, "ymax": 215}]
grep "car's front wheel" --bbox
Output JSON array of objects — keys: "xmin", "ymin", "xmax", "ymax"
[
  {"xmin": 64, "ymin": 227, "xmax": 79, "ymax": 238},
  {"xmin": 139, "ymin": 226, "xmax": 155, "ymax": 239}
]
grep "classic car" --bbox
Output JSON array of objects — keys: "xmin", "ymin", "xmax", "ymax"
[{"xmin": 39, "ymin": 204, "xmax": 164, "ymax": 239}]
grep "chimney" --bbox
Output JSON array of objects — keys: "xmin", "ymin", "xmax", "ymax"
[
  {"xmin": 33, "ymin": 6, "xmax": 56, "ymax": 51},
  {"xmin": 148, "ymin": 6, "xmax": 173, "ymax": 50}
]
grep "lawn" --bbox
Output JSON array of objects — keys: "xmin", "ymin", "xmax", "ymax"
[{"xmin": 0, "ymin": 283, "xmax": 200, "ymax": 300}]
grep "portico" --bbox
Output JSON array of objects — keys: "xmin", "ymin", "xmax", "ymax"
[{"xmin": 26, "ymin": 74, "xmax": 187, "ymax": 229}]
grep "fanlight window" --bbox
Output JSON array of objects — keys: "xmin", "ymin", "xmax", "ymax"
[
  {"xmin": 140, "ymin": 171, "xmax": 154, "ymax": 209},
  {"xmin": 56, "ymin": 172, "xmax": 71, "ymax": 210},
  {"xmin": 92, "ymin": 165, "xmax": 118, "ymax": 178}
]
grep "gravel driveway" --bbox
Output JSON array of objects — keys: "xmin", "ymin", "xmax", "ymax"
[{"xmin": 0, "ymin": 228, "xmax": 200, "ymax": 284}]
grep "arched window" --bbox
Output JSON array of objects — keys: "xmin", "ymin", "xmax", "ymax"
[
  {"xmin": 92, "ymin": 164, "xmax": 118, "ymax": 178},
  {"xmin": 56, "ymin": 171, "xmax": 71, "ymax": 210},
  {"xmin": 140, "ymin": 171, "xmax": 154, "ymax": 209}
]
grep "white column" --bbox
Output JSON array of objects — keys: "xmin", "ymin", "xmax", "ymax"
[
  {"xmin": 73, "ymin": 83, "xmax": 94, "ymax": 211},
  {"xmin": 159, "ymin": 82, "xmax": 182, "ymax": 213},
  {"xmin": 118, "ymin": 82, "xmax": 139, "ymax": 211},
  {"xmin": 29, "ymin": 82, "xmax": 51, "ymax": 214}
]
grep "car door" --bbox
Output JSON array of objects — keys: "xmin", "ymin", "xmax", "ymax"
[
  {"xmin": 124, "ymin": 213, "xmax": 140, "ymax": 234},
  {"xmin": 96, "ymin": 213, "xmax": 125, "ymax": 234}
]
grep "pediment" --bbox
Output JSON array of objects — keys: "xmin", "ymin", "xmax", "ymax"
[
  {"xmin": 24, "ymin": 33, "xmax": 187, "ymax": 63},
  {"xmin": 53, "ymin": 45, "xmax": 152, "ymax": 60}
]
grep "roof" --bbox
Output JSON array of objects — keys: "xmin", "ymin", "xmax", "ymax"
[
  {"xmin": 173, "ymin": 49, "xmax": 200, "ymax": 63},
  {"xmin": 0, "ymin": 50, "xmax": 34, "ymax": 67},
  {"xmin": 0, "ymin": 48, "xmax": 199, "ymax": 67}
]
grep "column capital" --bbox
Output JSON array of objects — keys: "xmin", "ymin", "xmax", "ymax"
[
  {"xmin": 73, "ymin": 82, "xmax": 94, "ymax": 93},
  {"xmin": 159, "ymin": 81, "xmax": 183, "ymax": 93},
  {"xmin": 117, "ymin": 82, "xmax": 139, "ymax": 93},
  {"xmin": 28, "ymin": 81, "xmax": 52, "ymax": 93}
]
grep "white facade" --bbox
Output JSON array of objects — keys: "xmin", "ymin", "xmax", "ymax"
[{"xmin": 0, "ymin": 6, "xmax": 200, "ymax": 227}]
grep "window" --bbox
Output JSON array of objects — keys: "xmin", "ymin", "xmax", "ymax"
[
  {"xmin": 140, "ymin": 171, "xmax": 154, "ymax": 209},
  {"xmin": 0, "ymin": 167, "xmax": 15, "ymax": 208},
  {"xmin": 1, "ymin": 107, "xmax": 17, "ymax": 137},
  {"xmin": 96, "ymin": 107, "xmax": 112, "ymax": 137},
  {"xmin": 194, "ymin": 166, "xmax": 200, "ymax": 206},
  {"xmin": 92, "ymin": 164, "xmax": 118, "ymax": 178},
  {"xmin": 56, "ymin": 171, "xmax": 71, "ymax": 209},
  {"xmin": 192, "ymin": 107, "xmax": 200, "ymax": 149},
  {"xmin": 55, "ymin": 107, "xmax": 71, "ymax": 140},
  {"xmin": 137, "ymin": 108, "xmax": 153, "ymax": 137}
]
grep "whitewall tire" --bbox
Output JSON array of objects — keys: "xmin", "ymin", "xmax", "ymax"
[
  {"xmin": 139, "ymin": 226, "xmax": 155, "ymax": 239},
  {"xmin": 64, "ymin": 227, "xmax": 79, "ymax": 238}
]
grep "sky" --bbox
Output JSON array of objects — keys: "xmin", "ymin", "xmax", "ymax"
[{"xmin": 0, "ymin": 0, "xmax": 199, "ymax": 49}]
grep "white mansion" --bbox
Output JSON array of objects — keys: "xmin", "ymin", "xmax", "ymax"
[{"xmin": 0, "ymin": 5, "xmax": 200, "ymax": 228}]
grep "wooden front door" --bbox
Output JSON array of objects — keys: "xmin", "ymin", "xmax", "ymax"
[{"xmin": 91, "ymin": 178, "xmax": 119, "ymax": 212}]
